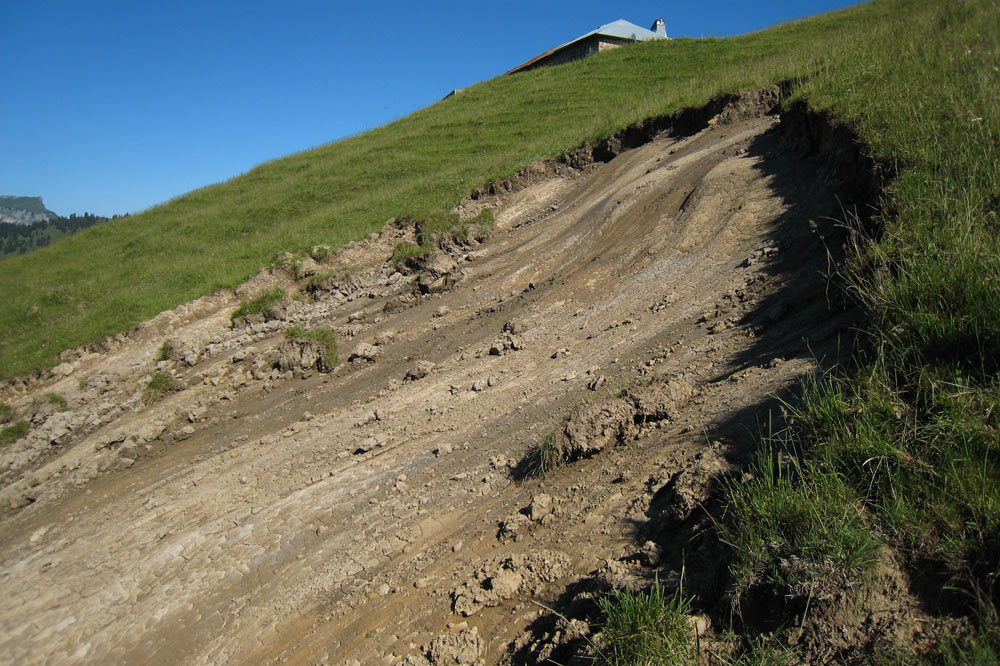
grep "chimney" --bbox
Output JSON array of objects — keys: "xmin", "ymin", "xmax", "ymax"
[{"xmin": 651, "ymin": 18, "xmax": 667, "ymax": 38}]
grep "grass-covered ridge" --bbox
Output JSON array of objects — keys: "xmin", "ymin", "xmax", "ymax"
[{"xmin": 0, "ymin": 1, "xmax": 893, "ymax": 378}]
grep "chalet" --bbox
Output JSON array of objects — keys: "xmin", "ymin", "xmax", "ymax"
[{"xmin": 506, "ymin": 18, "xmax": 668, "ymax": 75}]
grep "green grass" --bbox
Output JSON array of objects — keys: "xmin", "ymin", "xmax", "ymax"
[
  {"xmin": 516, "ymin": 433, "xmax": 563, "ymax": 480},
  {"xmin": 0, "ymin": 420, "xmax": 30, "ymax": 446},
  {"xmin": 0, "ymin": 0, "xmax": 903, "ymax": 378},
  {"xmin": 308, "ymin": 245, "xmax": 329, "ymax": 261},
  {"xmin": 420, "ymin": 207, "xmax": 494, "ymax": 242},
  {"xmin": 713, "ymin": 0, "xmax": 1000, "ymax": 652},
  {"xmin": 143, "ymin": 371, "xmax": 178, "ymax": 404},
  {"xmin": 595, "ymin": 582, "xmax": 696, "ymax": 666},
  {"xmin": 0, "ymin": 403, "xmax": 11, "ymax": 424},
  {"xmin": 45, "ymin": 392, "xmax": 68, "ymax": 412},
  {"xmin": 231, "ymin": 287, "xmax": 285, "ymax": 320},
  {"xmin": 391, "ymin": 208, "xmax": 495, "ymax": 268},
  {"xmin": 720, "ymin": 441, "xmax": 882, "ymax": 605},
  {"xmin": 283, "ymin": 325, "xmax": 338, "ymax": 364},
  {"xmin": 390, "ymin": 241, "xmax": 430, "ymax": 266}
]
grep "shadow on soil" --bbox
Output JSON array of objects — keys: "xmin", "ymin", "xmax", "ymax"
[{"xmin": 502, "ymin": 100, "xmax": 888, "ymax": 665}]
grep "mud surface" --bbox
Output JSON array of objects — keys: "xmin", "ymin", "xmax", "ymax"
[{"xmin": 1, "ymin": 100, "xmax": 869, "ymax": 664}]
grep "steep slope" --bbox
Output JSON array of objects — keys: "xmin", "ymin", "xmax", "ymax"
[
  {"xmin": 0, "ymin": 97, "xmax": 871, "ymax": 664},
  {"xmin": 0, "ymin": 1, "xmax": 889, "ymax": 378},
  {"xmin": 2, "ymin": 1, "xmax": 998, "ymax": 663}
]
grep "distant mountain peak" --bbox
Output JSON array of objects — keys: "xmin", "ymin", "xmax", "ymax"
[{"xmin": 0, "ymin": 196, "xmax": 59, "ymax": 225}]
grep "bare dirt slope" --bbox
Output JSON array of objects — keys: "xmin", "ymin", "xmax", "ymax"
[{"xmin": 0, "ymin": 99, "xmax": 869, "ymax": 665}]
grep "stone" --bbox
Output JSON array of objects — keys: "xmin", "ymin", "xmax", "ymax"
[
  {"xmin": 349, "ymin": 342, "xmax": 380, "ymax": 362},
  {"xmin": 427, "ymin": 627, "xmax": 483, "ymax": 666},
  {"xmin": 406, "ymin": 360, "xmax": 435, "ymax": 381},
  {"xmin": 489, "ymin": 570, "xmax": 523, "ymax": 598},
  {"xmin": 528, "ymin": 493, "xmax": 552, "ymax": 521}
]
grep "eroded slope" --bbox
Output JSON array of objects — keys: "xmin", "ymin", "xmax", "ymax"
[{"xmin": 0, "ymin": 102, "xmax": 871, "ymax": 665}]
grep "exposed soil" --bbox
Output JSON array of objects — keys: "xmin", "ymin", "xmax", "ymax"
[{"xmin": 0, "ymin": 91, "xmax": 903, "ymax": 664}]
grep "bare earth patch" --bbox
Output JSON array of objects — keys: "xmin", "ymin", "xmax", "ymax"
[{"xmin": 0, "ymin": 97, "xmax": 893, "ymax": 664}]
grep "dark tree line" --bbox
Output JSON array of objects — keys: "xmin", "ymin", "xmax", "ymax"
[{"xmin": 0, "ymin": 212, "xmax": 127, "ymax": 258}]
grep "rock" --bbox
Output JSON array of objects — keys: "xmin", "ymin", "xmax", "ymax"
[
  {"xmin": 640, "ymin": 540, "xmax": 662, "ymax": 566},
  {"xmin": 427, "ymin": 627, "xmax": 483, "ymax": 666},
  {"xmin": 624, "ymin": 378, "xmax": 694, "ymax": 422},
  {"xmin": 356, "ymin": 436, "xmax": 379, "ymax": 453},
  {"xmin": 51, "ymin": 362, "xmax": 77, "ymax": 378},
  {"xmin": 417, "ymin": 254, "xmax": 458, "ymax": 294},
  {"xmin": 374, "ymin": 329, "xmax": 396, "ymax": 346},
  {"xmin": 471, "ymin": 379, "xmax": 488, "ymax": 392},
  {"xmin": 349, "ymin": 342, "xmax": 380, "ymax": 363},
  {"xmin": 434, "ymin": 442, "xmax": 453, "ymax": 456},
  {"xmin": 40, "ymin": 411, "xmax": 74, "ymax": 446},
  {"xmin": 503, "ymin": 320, "xmax": 525, "ymax": 335},
  {"xmin": 689, "ymin": 614, "xmax": 712, "ymax": 637},
  {"xmin": 559, "ymin": 397, "xmax": 637, "ymax": 459},
  {"xmin": 434, "ymin": 306, "xmax": 450, "ymax": 317},
  {"xmin": 648, "ymin": 445, "xmax": 731, "ymax": 526},
  {"xmin": 451, "ymin": 550, "xmax": 570, "ymax": 617},
  {"xmin": 294, "ymin": 256, "xmax": 321, "ymax": 278},
  {"xmin": 528, "ymin": 493, "xmax": 553, "ymax": 521},
  {"xmin": 406, "ymin": 360, "xmax": 435, "ymax": 381},
  {"xmin": 489, "ymin": 333, "xmax": 523, "ymax": 356},
  {"xmin": 8, "ymin": 492, "xmax": 34, "ymax": 510},
  {"xmin": 489, "ymin": 570, "xmax": 523, "ymax": 598},
  {"xmin": 278, "ymin": 339, "xmax": 334, "ymax": 373}
]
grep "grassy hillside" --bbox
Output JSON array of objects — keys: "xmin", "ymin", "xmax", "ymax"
[
  {"xmin": 2, "ymin": 0, "xmax": 998, "ymax": 659},
  {"xmin": 0, "ymin": 1, "xmax": 887, "ymax": 378}
]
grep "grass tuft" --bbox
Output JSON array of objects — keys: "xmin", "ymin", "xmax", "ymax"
[
  {"xmin": 0, "ymin": 403, "xmax": 11, "ymax": 424},
  {"xmin": 516, "ymin": 434, "xmax": 563, "ymax": 480},
  {"xmin": 595, "ymin": 581, "xmax": 696, "ymax": 666},
  {"xmin": 284, "ymin": 325, "xmax": 338, "ymax": 365},
  {"xmin": 231, "ymin": 287, "xmax": 285, "ymax": 320},
  {"xmin": 46, "ymin": 393, "xmax": 68, "ymax": 412},
  {"xmin": 143, "ymin": 371, "xmax": 178, "ymax": 404},
  {"xmin": 391, "ymin": 241, "xmax": 431, "ymax": 266},
  {"xmin": 720, "ymin": 441, "xmax": 882, "ymax": 607},
  {"xmin": 0, "ymin": 420, "xmax": 30, "ymax": 446}
]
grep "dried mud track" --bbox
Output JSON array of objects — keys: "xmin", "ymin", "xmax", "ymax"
[{"xmin": 0, "ymin": 112, "xmax": 861, "ymax": 665}]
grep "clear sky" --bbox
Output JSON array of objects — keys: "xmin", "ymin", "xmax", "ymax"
[{"xmin": 1, "ymin": 1, "xmax": 862, "ymax": 217}]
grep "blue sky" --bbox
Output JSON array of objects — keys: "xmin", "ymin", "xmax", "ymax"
[{"xmin": 1, "ymin": 1, "xmax": 862, "ymax": 216}]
